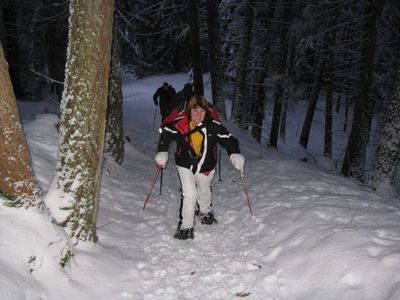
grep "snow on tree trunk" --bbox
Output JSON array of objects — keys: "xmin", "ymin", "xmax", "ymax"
[
  {"xmin": 251, "ymin": 78, "xmax": 266, "ymax": 143},
  {"xmin": 341, "ymin": 0, "xmax": 384, "ymax": 181},
  {"xmin": 0, "ymin": 42, "xmax": 42, "ymax": 206},
  {"xmin": 106, "ymin": 18, "xmax": 124, "ymax": 165},
  {"xmin": 369, "ymin": 69, "xmax": 400, "ymax": 195},
  {"xmin": 206, "ymin": 0, "xmax": 226, "ymax": 119},
  {"xmin": 57, "ymin": 0, "xmax": 114, "ymax": 243},
  {"xmin": 231, "ymin": 0, "xmax": 253, "ymax": 128}
]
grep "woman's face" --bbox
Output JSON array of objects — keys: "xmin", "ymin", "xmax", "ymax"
[{"xmin": 190, "ymin": 106, "xmax": 206, "ymax": 125}]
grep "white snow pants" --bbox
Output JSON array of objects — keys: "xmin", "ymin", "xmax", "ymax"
[{"xmin": 177, "ymin": 166, "xmax": 215, "ymax": 229}]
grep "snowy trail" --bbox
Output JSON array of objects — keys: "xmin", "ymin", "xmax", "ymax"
[
  {"xmin": 6, "ymin": 73, "xmax": 400, "ymax": 299},
  {"xmin": 92, "ymin": 76, "xmax": 274, "ymax": 299},
  {"xmin": 92, "ymin": 75, "xmax": 400, "ymax": 299}
]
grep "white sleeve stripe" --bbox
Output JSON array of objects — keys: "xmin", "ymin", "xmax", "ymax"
[
  {"xmin": 217, "ymin": 133, "xmax": 232, "ymax": 138},
  {"xmin": 164, "ymin": 127, "xmax": 178, "ymax": 134},
  {"xmin": 212, "ymin": 120, "xmax": 221, "ymax": 125}
]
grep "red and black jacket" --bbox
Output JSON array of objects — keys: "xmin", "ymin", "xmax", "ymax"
[{"xmin": 157, "ymin": 113, "xmax": 240, "ymax": 174}]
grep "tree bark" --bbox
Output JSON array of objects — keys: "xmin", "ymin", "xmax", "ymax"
[
  {"xmin": 248, "ymin": 0, "xmax": 276, "ymax": 143},
  {"xmin": 231, "ymin": 0, "xmax": 253, "ymax": 128},
  {"xmin": 0, "ymin": 42, "xmax": 41, "ymax": 206},
  {"xmin": 206, "ymin": 0, "xmax": 226, "ymax": 119},
  {"xmin": 57, "ymin": 0, "xmax": 114, "ymax": 243},
  {"xmin": 188, "ymin": 0, "xmax": 204, "ymax": 96},
  {"xmin": 269, "ymin": 0, "xmax": 292, "ymax": 148},
  {"xmin": 106, "ymin": 15, "xmax": 124, "ymax": 165},
  {"xmin": 270, "ymin": 80, "xmax": 284, "ymax": 147},
  {"xmin": 341, "ymin": 0, "xmax": 385, "ymax": 180},
  {"xmin": 369, "ymin": 67, "xmax": 400, "ymax": 193},
  {"xmin": 299, "ymin": 56, "xmax": 325, "ymax": 149},
  {"xmin": 323, "ymin": 9, "xmax": 338, "ymax": 158}
]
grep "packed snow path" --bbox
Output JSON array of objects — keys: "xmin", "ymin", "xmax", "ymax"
[
  {"xmin": 3, "ymin": 73, "xmax": 400, "ymax": 299},
  {"xmin": 96, "ymin": 74, "xmax": 400, "ymax": 299}
]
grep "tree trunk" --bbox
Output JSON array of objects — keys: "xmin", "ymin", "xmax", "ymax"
[
  {"xmin": 324, "ymin": 81, "xmax": 333, "ymax": 158},
  {"xmin": 323, "ymin": 9, "xmax": 338, "ymax": 158},
  {"xmin": 248, "ymin": 0, "xmax": 276, "ymax": 143},
  {"xmin": 106, "ymin": 15, "xmax": 124, "ymax": 165},
  {"xmin": 341, "ymin": 0, "xmax": 385, "ymax": 180},
  {"xmin": 188, "ymin": 0, "xmax": 204, "ymax": 96},
  {"xmin": 57, "ymin": 0, "xmax": 114, "ymax": 243},
  {"xmin": 343, "ymin": 94, "xmax": 350, "ymax": 132},
  {"xmin": 369, "ymin": 67, "xmax": 400, "ymax": 193},
  {"xmin": 299, "ymin": 56, "xmax": 325, "ymax": 149},
  {"xmin": 270, "ymin": 80, "xmax": 284, "ymax": 148},
  {"xmin": 231, "ymin": 0, "xmax": 254, "ymax": 128},
  {"xmin": 251, "ymin": 79, "xmax": 266, "ymax": 143},
  {"xmin": 269, "ymin": 0, "xmax": 292, "ymax": 148},
  {"xmin": 0, "ymin": 42, "xmax": 41, "ymax": 206},
  {"xmin": 279, "ymin": 98, "xmax": 288, "ymax": 142},
  {"xmin": 206, "ymin": 0, "xmax": 226, "ymax": 119}
]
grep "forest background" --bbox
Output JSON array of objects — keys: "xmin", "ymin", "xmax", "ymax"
[
  {"xmin": 1, "ymin": 0, "xmax": 400, "ymax": 264},
  {"xmin": 2, "ymin": 0, "xmax": 400, "ymax": 193}
]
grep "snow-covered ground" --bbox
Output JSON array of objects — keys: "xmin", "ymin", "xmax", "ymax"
[{"xmin": 2, "ymin": 73, "xmax": 400, "ymax": 299}]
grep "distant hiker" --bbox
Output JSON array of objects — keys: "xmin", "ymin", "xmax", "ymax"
[
  {"xmin": 153, "ymin": 82, "xmax": 176, "ymax": 121},
  {"xmin": 188, "ymin": 67, "xmax": 194, "ymax": 83},
  {"xmin": 169, "ymin": 83, "xmax": 194, "ymax": 113},
  {"xmin": 155, "ymin": 95, "xmax": 245, "ymax": 240},
  {"xmin": 163, "ymin": 82, "xmax": 221, "ymax": 125}
]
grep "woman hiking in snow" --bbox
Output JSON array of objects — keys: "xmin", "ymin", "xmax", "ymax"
[{"xmin": 155, "ymin": 95, "xmax": 245, "ymax": 240}]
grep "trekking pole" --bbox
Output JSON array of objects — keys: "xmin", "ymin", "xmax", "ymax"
[
  {"xmin": 142, "ymin": 168, "xmax": 161, "ymax": 210},
  {"xmin": 159, "ymin": 168, "xmax": 163, "ymax": 195},
  {"xmin": 241, "ymin": 171, "xmax": 253, "ymax": 215},
  {"xmin": 152, "ymin": 106, "xmax": 158, "ymax": 131},
  {"xmin": 218, "ymin": 146, "xmax": 222, "ymax": 182}
]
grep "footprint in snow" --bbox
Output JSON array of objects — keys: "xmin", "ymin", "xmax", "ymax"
[
  {"xmin": 382, "ymin": 253, "xmax": 400, "ymax": 267},
  {"xmin": 341, "ymin": 272, "xmax": 362, "ymax": 288},
  {"xmin": 264, "ymin": 246, "xmax": 283, "ymax": 262},
  {"xmin": 366, "ymin": 246, "xmax": 383, "ymax": 257}
]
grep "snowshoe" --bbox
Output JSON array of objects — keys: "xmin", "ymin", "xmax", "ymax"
[
  {"xmin": 174, "ymin": 227, "xmax": 194, "ymax": 240},
  {"xmin": 199, "ymin": 211, "xmax": 218, "ymax": 225}
]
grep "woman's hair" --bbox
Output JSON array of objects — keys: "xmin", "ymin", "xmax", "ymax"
[{"xmin": 186, "ymin": 95, "xmax": 209, "ymax": 113}]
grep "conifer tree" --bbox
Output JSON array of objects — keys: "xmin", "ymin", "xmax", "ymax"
[
  {"xmin": 0, "ymin": 42, "xmax": 41, "ymax": 206},
  {"xmin": 188, "ymin": 0, "xmax": 204, "ymax": 95},
  {"xmin": 231, "ymin": 0, "xmax": 254, "ymax": 128},
  {"xmin": 369, "ymin": 68, "xmax": 400, "ymax": 194},
  {"xmin": 341, "ymin": 0, "xmax": 385, "ymax": 180},
  {"xmin": 206, "ymin": 0, "xmax": 226, "ymax": 119},
  {"xmin": 56, "ymin": 0, "xmax": 114, "ymax": 243},
  {"xmin": 106, "ymin": 16, "xmax": 124, "ymax": 165}
]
